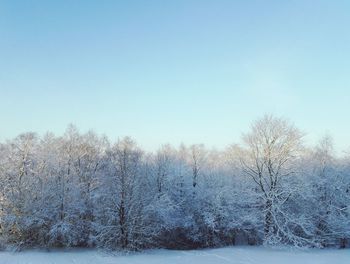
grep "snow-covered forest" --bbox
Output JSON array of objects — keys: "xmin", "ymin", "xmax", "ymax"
[{"xmin": 0, "ymin": 115, "xmax": 349, "ymax": 250}]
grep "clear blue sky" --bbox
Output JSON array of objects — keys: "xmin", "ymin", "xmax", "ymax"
[{"xmin": 0, "ymin": 0, "xmax": 349, "ymax": 152}]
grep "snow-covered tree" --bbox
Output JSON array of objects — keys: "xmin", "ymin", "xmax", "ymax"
[
  {"xmin": 0, "ymin": 118, "xmax": 349, "ymax": 250},
  {"xmin": 239, "ymin": 115, "xmax": 310, "ymax": 245}
]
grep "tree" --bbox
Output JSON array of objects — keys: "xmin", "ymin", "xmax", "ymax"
[
  {"xmin": 189, "ymin": 144, "xmax": 207, "ymax": 188},
  {"xmin": 239, "ymin": 115, "xmax": 304, "ymax": 244},
  {"xmin": 0, "ymin": 133, "xmax": 40, "ymax": 246},
  {"xmin": 308, "ymin": 135, "xmax": 350, "ymax": 247},
  {"xmin": 154, "ymin": 145, "xmax": 172, "ymax": 194},
  {"xmin": 95, "ymin": 137, "xmax": 148, "ymax": 249}
]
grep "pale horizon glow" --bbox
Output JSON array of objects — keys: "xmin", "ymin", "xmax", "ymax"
[{"xmin": 0, "ymin": 1, "xmax": 349, "ymax": 153}]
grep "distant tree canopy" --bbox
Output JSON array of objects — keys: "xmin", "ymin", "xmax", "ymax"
[{"xmin": 0, "ymin": 115, "xmax": 349, "ymax": 250}]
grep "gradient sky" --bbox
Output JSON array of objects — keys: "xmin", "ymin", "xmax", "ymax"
[{"xmin": 0, "ymin": 0, "xmax": 349, "ymax": 153}]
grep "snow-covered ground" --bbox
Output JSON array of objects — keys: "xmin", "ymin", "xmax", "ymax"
[{"xmin": 0, "ymin": 246, "xmax": 349, "ymax": 264}]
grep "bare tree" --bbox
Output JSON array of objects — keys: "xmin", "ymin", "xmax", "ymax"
[
  {"xmin": 0, "ymin": 133, "xmax": 39, "ymax": 245},
  {"xmin": 106, "ymin": 137, "xmax": 144, "ymax": 249},
  {"xmin": 155, "ymin": 145, "xmax": 172, "ymax": 194},
  {"xmin": 189, "ymin": 144, "xmax": 207, "ymax": 188},
  {"xmin": 239, "ymin": 115, "xmax": 304, "ymax": 243}
]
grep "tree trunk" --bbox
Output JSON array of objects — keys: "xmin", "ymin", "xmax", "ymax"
[{"xmin": 264, "ymin": 200, "xmax": 274, "ymax": 239}]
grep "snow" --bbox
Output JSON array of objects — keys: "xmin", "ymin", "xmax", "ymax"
[{"xmin": 0, "ymin": 247, "xmax": 349, "ymax": 264}]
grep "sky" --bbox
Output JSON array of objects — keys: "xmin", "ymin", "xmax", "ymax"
[{"xmin": 0, "ymin": 0, "xmax": 349, "ymax": 153}]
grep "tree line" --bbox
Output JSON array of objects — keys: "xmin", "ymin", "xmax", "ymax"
[{"xmin": 0, "ymin": 115, "xmax": 349, "ymax": 250}]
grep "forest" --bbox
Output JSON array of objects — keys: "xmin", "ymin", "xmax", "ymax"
[{"xmin": 0, "ymin": 115, "xmax": 349, "ymax": 250}]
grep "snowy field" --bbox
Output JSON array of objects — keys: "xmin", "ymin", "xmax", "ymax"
[{"xmin": 0, "ymin": 247, "xmax": 349, "ymax": 264}]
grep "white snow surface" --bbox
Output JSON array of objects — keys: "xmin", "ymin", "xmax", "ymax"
[{"xmin": 0, "ymin": 246, "xmax": 349, "ymax": 264}]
